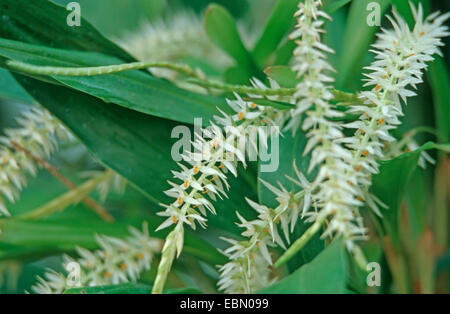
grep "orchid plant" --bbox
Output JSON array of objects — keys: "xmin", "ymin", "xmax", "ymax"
[{"xmin": 0, "ymin": 0, "xmax": 448, "ymax": 295}]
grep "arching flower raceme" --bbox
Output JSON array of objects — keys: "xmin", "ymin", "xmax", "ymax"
[
  {"xmin": 287, "ymin": 0, "xmax": 368, "ymax": 252},
  {"xmin": 220, "ymin": 0, "xmax": 360, "ymax": 292},
  {"xmin": 152, "ymin": 88, "xmax": 284, "ymax": 293},
  {"xmin": 0, "ymin": 108, "xmax": 70, "ymax": 216},
  {"xmin": 32, "ymin": 223, "xmax": 161, "ymax": 294},
  {"xmin": 345, "ymin": 4, "xmax": 450, "ymax": 202},
  {"xmin": 217, "ymin": 205, "xmax": 279, "ymax": 294},
  {"xmin": 218, "ymin": 164, "xmax": 311, "ymax": 294}
]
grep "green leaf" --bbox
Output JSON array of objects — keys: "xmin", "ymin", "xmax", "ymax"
[
  {"xmin": 0, "ymin": 219, "xmax": 131, "ymax": 252},
  {"xmin": 0, "ymin": 0, "xmax": 134, "ymax": 62},
  {"xmin": 371, "ymin": 142, "xmax": 448, "ymax": 248},
  {"xmin": 64, "ymin": 283, "xmax": 151, "ymax": 294},
  {"xmin": 253, "ymin": 0, "xmax": 353, "ymax": 67},
  {"xmin": 0, "ymin": 38, "xmax": 227, "ymax": 125},
  {"xmin": 428, "ymin": 58, "xmax": 450, "ymax": 142},
  {"xmin": 252, "ymin": 0, "xmax": 299, "ymax": 66},
  {"xmin": 273, "ymin": 40, "xmax": 296, "ymax": 66},
  {"xmin": 259, "ymin": 240, "xmax": 348, "ymax": 293},
  {"xmin": 264, "ymin": 65, "xmax": 298, "ymax": 88},
  {"xmin": 258, "ymin": 130, "xmax": 323, "ymax": 270},
  {"xmin": 0, "ymin": 68, "xmax": 34, "ymax": 104},
  {"xmin": 64, "ymin": 283, "xmax": 202, "ymax": 294},
  {"xmin": 335, "ymin": 0, "xmax": 390, "ymax": 90},
  {"xmin": 12, "ymin": 74, "xmax": 257, "ymax": 236},
  {"xmin": 204, "ymin": 4, "xmax": 263, "ymax": 81},
  {"xmin": 0, "ymin": 217, "xmax": 226, "ymax": 265},
  {"xmin": 404, "ymin": 168, "xmax": 428, "ymax": 242},
  {"xmin": 323, "ymin": 0, "xmax": 353, "ymax": 14}
]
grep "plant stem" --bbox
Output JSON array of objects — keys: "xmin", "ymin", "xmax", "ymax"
[
  {"xmin": 6, "ymin": 60, "xmax": 204, "ymax": 80},
  {"xmin": 274, "ymin": 214, "xmax": 327, "ymax": 267},
  {"xmin": 187, "ymin": 78, "xmax": 296, "ymax": 96}
]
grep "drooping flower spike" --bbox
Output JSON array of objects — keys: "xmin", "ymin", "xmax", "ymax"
[
  {"xmin": 0, "ymin": 108, "xmax": 70, "ymax": 216},
  {"xmin": 218, "ymin": 163, "xmax": 311, "ymax": 294},
  {"xmin": 286, "ymin": 0, "xmax": 368, "ymax": 253},
  {"xmin": 32, "ymin": 223, "xmax": 161, "ymax": 294},
  {"xmin": 152, "ymin": 87, "xmax": 285, "ymax": 294}
]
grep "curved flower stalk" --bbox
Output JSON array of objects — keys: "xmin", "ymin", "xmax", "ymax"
[
  {"xmin": 32, "ymin": 223, "xmax": 162, "ymax": 294},
  {"xmin": 152, "ymin": 91, "xmax": 285, "ymax": 294},
  {"xmin": 218, "ymin": 165, "xmax": 311, "ymax": 293},
  {"xmin": 0, "ymin": 108, "xmax": 70, "ymax": 216}
]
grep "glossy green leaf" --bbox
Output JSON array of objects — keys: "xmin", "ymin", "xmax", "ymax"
[
  {"xmin": 0, "ymin": 38, "xmax": 227, "ymax": 125},
  {"xmin": 273, "ymin": 40, "xmax": 296, "ymax": 66},
  {"xmin": 0, "ymin": 217, "xmax": 226, "ymax": 265},
  {"xmin": 252, "ymin": 0, "xmax": 299, "ymax": 66},
  {"xmin": 428, "ymin": 58, "xmax": 450, "ymax": 142},
  {"xmin": 264, "ymin": 65, "xmax": 298, "ymax": 88},
  {"xmin": 371, "ymin": 142, "xmax": 449, "ymax": 248},
  {"xmin": 259, "ymin": 240, "xmax": 348, "ymax": 293},
  {"xmin": 253, "ymin": 0, "xmax": 353, "ymax": 67},
  {"xmin": 0, "ymin": 68, "xmax": 34, "ymax": 104},
  {"xmin": 335, "ymin": 0, "xmax": 390, "ymax": 90},
  {"xmin": 323, "ymin": 0, "xmax": 353, "ymax": 14},
  {"xmin": 204, "ymin": 4, "xmax": 263, "ymax": 81},
  {"xmin": 0, "ymin": 0, "xmax": 134, "ymax": 62},
  {"xmin": 65, "ymin": 283, "xmax": 151, "ymax": 294},
  {"xmin": 64, "ymin": 283, "xmax": 201, "ymax": 294}
]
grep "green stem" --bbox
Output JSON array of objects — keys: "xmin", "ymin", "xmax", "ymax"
[
  {"xmin": 187, "ymin": 78, "xmax": 296, "ymax": 96},
  {"xmin": 274, "ymin": 214, "xmax": 327, "ymax": 267},
  {"xmin": 6, "ymin": 60, "xmax": 204, "ymax": 79}
]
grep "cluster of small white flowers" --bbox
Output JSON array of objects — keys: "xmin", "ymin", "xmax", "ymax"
[
  {"xmin": 32, "ymin": 223, "xmax": 162, "ymax": 294},
  {"xmin": 340, "ymin": 4, "xmax": 450, "ymax": 221},
  {"xmin": 218, "ymin": 164, "xmax": 311, "ymax": 293},
  {"xmin": 0, "ymin": 107, "xmax": 70, "ymax": 216},
  {"xmin": 156, "ymin": 92, "xmax": 281, "ymax": 247},
  {"xmin": 119, "ymin": 11, "xmax": 230, "ymax": 79},
  {"xmin": 287, "ymin": 0, "xmax": 367, "ymax": 251},
  {"xmin": 217, "ymin": 203, "xmax": 279, "ymax": 294}
]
